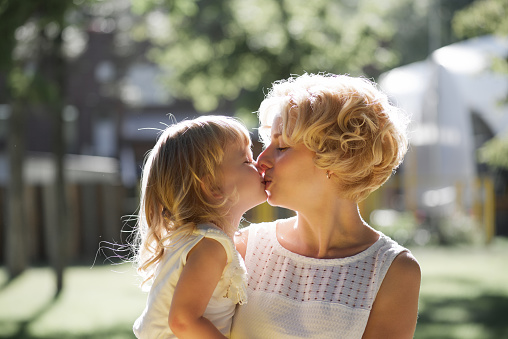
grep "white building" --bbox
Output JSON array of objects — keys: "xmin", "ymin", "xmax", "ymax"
[{"xmin": 379, "ymin": 35, "xmax": 508, "ymax": 233}]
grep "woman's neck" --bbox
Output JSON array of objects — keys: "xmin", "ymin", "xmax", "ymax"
[{"xmin": 277, "ymin": 200, "xmax": 379, "ymax": 259}]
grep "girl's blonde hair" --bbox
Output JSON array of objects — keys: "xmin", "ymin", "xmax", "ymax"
[
  {"xmin": 259, "ymin": 73, "xmax": 409, "ymax": 203},
  {"xmin": 134, "ymin": 115, "xmax": 251, "ymax": 285}
]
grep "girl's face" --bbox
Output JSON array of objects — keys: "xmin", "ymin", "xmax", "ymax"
[
  {"xmin": 219, "ymin": 143, "xmax": 267, "ymax": 214},
  {"xmin": 256, "ymin": 117, "xmax": 327, "ymax": 211}
]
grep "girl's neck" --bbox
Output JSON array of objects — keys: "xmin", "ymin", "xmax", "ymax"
[
  {"xmin": 224, "ymin": 201, "xmax": 254, "ymax": 239},
  {"xmin": 213, "ymin": 213, "xmax": 242, "ymax": 240}
]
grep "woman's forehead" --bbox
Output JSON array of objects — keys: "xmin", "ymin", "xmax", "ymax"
[{"xmin": 270, "ymin": 116, "xmax": 283, "ymax": 136}]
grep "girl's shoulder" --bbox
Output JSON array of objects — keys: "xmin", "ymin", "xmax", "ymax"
[
  {"xmin": 196, "ymin": 223, "xmax": 249, "ymax": 305},
  {"xmin": 194, "ymin": 223, "xmax": 234, "ymax": 258}
]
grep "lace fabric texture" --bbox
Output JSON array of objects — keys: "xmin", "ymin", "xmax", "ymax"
[
  {"xmin": 230, "ymin": 220, "xmax": 407, "ymax": 339},
  {"xmin": 200, "ymin": 225, "xmax": 248, "ymax": 305}
]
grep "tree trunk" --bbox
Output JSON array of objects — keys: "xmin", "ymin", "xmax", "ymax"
[
  {"xmin": 52, "ymin": 100, "xmax": 67, "ymax": 295},
  {"xmin": 40, "ymin": 21, "xmax": 68, "ymax": 296},
  {"xmin": 51, "ymin": 27, "xmax": 68, "ymax": 296},
  {"xmin": 6, "ymin": 102, "xmax": 27, "ymax": 278}
]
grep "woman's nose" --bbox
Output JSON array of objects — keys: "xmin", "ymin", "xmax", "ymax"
[
  {"xmin": 256, "ymin": 148, "xmax": 272, "ymax": 172},
  {"xmin": 255, "ymin": 161, "xmax": 266, "ymax": 173}
]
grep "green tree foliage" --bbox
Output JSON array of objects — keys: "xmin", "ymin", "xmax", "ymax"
[
  {"xmin": 131, "ymin": 0, "xmax": 418, "ymax": 114},
  {"xmin": 452, "ymin": 0, "xmax": 508, "ymax": 76},
  {"xmin": 479, "ymin": 134, "xmax": 508, "ymax": 170},
  {"xmin": 452, "ymin": 0, "xmax": 508, "ymax": 38},
  {"xmin": 131, "ymin": 0, "xmax": 476, "ymax": 115},
  {"xmin": 0, "ymin": 0, "xmax": 75, "ymax": 100}
]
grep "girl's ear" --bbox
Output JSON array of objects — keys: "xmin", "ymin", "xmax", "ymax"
[{"xmin": 200, "ymin": 175, "xmax": 223, "ymax": 201}]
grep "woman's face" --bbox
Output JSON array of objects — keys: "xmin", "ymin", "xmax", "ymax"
[{"xmin": 256, "ymin": 117, "xmax": 326, "ymax": 211}]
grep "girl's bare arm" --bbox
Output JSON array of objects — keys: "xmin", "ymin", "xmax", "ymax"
[{"xmin": 168, "ymin": 237, "xmax": 228, "ymax": 339}]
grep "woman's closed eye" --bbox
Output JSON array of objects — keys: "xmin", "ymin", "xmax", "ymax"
[{"xmin": 277, "ymin": 147, "xmax": 289, "ymax": 152}]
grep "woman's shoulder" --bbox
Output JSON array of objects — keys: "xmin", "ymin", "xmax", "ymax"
[
  {"xmin": 371, "ymin": 231, "xmax": 420, "ymax": 291},
  {"xmin": 234, "ymin": 218, "xmax": 285, "ymax": 259},
  {"xmin": 239, "ymin": 217, "xmax": 294, "ymax": 234},
  {"xmin": 388, "ymin": 250, "xmax": 421, "ymax": 278},
  {"xmin": 374, "ymin": 230, "xmax": 412, "ymax": 255},
  {"xmin": 235, "ymin": 220, "xmax": 275, "ymax": 240}
]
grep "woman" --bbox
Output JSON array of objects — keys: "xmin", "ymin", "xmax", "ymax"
[{"xmin": 231, "ymin": 73, "xmax": 421, "ymax": 338}]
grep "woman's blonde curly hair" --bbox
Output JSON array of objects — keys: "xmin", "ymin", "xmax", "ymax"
[
  {"xmin": 259, "ymin": 73, "xmax": 409, "ymax": 203},
  {"xmin": 134, "ymin": 115, "xmax": 251, "ymax": 286}
]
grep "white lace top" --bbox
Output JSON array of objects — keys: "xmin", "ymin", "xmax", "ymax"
[
  {"xmin": 133, "ymin": 224, "xmax": 248, "ymax": 339},
  {"xmin": 230, "ymin": 220, "xmax": 408, "ymax": 339}
]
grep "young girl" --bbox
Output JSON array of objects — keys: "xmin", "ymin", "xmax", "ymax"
[{"xmin": 132, "ymin": 115, "xmax": 267, "ymax": 338}]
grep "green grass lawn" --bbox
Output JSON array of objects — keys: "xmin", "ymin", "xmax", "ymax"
[
  {"xmin": 0, "ymin": 262, "xmax": 146, "ymax": 339},
  {"xmin": 412, "ymin": 238, "xmax": 508, "ymax": 339},
  {"xmin": 1, "ymin": 238, "xmax": 507, "ymax": 339}
]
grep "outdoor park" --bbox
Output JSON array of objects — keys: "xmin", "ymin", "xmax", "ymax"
[{"xmin": 1, "ymin": 0, "xmax": 508, "ymax": 338}]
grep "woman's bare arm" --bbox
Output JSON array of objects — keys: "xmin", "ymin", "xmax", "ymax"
[{"xmin": 362, "ymin": 251, "xmax": 421, "ymax": 339}]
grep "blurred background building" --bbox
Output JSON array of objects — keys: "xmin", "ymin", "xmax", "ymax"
[{"xmin": 380, "ymin": 35, "xmax": 508, "ymax": 242}]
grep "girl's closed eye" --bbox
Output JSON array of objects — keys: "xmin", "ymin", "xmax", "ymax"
[{"xmin": 244, "ymin": 155, "xmax": 255, "ymax": 164}]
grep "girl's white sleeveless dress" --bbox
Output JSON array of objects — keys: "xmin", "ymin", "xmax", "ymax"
[{"xmin": 133, "ymin": 224, "xmax": 247, "ymax": 339}]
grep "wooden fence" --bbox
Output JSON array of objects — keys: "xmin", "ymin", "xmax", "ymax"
[{"xmin": 0, "ymin": 153, "xmax": 126, "ymax": 265}]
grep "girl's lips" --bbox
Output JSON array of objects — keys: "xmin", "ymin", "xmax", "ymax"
[
  {"xmin": 262, "ymin": 174, "xmax": 272, "ymax": 189},
  {"xmin": 264, "ymin": 180, "xmax": 271, "ymax": 189}
]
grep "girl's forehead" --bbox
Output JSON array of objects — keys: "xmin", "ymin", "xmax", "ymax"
[
  {"xmin": 225, "ymin": 142, "xmax": 251, "ymax": 156},
  {"xmin": 229, "ymin": 132, "xmax": 251, "ymax": 146}
]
